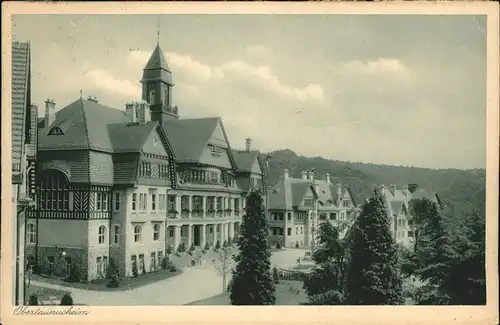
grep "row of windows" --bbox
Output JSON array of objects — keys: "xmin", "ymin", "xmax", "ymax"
[
  {"xmin": 167, "ymin": 195, "xmax": 241, "ymax": 212},
  {"xmin": 208, "ymin": 144, "xmax": 223, "ymax": 155},
  {"xmin": 396, "ymin": 230, "xmax": 414, "ymax": 239},
  {"xmin": 131, "ymin": 250, "xmax": 165, "ymax": 274},
  {"xmin": 39, "ymin": 191, "xmax": 69, "ymax": 211},
  {"xmin": 303, "ymin": 198, "xmax": 314, "ymax": 206},
  {"xmin": 270, "ymin": 227, "xmax": 284, "ymax": 236},
  {"xmin": 139, "ymin": 162, "xmax": 169, "ymax": 180},
  {"xmin": 132, "ymin": 193, "xmax": 167, "ymax": 213},
  {"xmin": 183, "ymin": 168, "xmax": 235, "ymax": 187}
]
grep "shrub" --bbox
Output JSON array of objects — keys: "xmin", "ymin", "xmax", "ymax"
[
  {"xmin": 223, "ymin": 240, "xmax": 229, "ymax": 248},
  {"xmin": 295, "ymin": 242, "xmax": 299, "ymax": 248},
  {"xmin": 188, "ymin": 244, "xmax": 195, "ymax": 255},
  {"xmin": 169, "ymin": 264, "xmax": 177, "ymax": 272},
  {"xmin": 308, "ymin": 290, "xmax": 344, "ymax": 305},
  {"xmin": 215, "ymin": 240, "xmax": 221, "ymax": 250},
  {"xmin": 60, "ymin": 293, "xmax": 73, "ymax": 306},
  {"xmin": 227, "ymin": 237, "xmax": 233, "ymax": 246},
  {"xmin": 273, "ymin": 267, "xmax": 280, "ymax": 284},
  {"xmin": 132, "ymin": 261, "xmax": 139, "ymax": 277},
  {"xmin": 166, "ymin": 245, "xmax": 173, "ymax": 255},
  {"xmin": 106, "ymin": 258, "xmax": 120, "ymax": 288},
  {"xmin": 28, "ymin": 293, "xmax": 38, "ymax": 306},
  {"xmin": 276, "ymin": 242, "xmax": 282, "ymax": 249},
  {"xmin": 177, "ymin": 242, "xmax": 186, "ymax": 254},
  {"xmin": 204, "ymin": 242, "xmax": 211, "ymax": 251},
  {"xmin": 161, "ymin": 256, "xmax": 169, "ymax": 269},
  {"xmin": 66, "ymin": 263, "xmax": 81, "ymax": 283}
]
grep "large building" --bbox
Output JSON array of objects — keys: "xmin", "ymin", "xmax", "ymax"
[
  {"xmin": 380, "ymin": 183, "xmax": 441, "ymax": 248},
  {"xmin": 26, "ymin": 41, "xmax": 265, "ymax": 280},
  {"xmin": 267, "ymin": 169, "xmax": 359, "ymax": 248},
  {"xmin": 11, "ymin": 41, "xmax": 37, "ymax": 305}
]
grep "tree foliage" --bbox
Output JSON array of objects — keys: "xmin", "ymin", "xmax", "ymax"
[
  {"xmin": 345, "ymin": 188, "xmax": 403, "ymax": 305},
  {"xmin": 230, "ymin": 190, "xmax": 276, "ymax": 305}
]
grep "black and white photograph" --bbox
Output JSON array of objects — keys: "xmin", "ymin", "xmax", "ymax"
[{"xmin": 2, "ymin": 2, "xmax": 499, "ymax": 325}]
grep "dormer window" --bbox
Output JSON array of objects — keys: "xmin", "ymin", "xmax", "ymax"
[
  {"xmin": 48, "ymin": 127, "xmax": 64, "ymax": 135},
  {"xmin": 208, "ymin": 144, "xmax": 223, "ymax": 155}
]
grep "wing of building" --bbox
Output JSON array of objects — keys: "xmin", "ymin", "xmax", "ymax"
[
  {"xmin": 380, "ymin": 183, "xmax": 441, "ymax": 248},
  {"xmin": 11, "ymin": 41, "xmax": 37, "ymax": 305},
  {"xmin": 27, "ymin": 41, "xmax": 265, "ymax": 281},
  {"xmin": 267, "ymin": 169, "xmax": 359, "ymax": 248}
]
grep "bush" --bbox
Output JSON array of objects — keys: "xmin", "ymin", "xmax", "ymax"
[
  {"xmin": 276, "ymin": 242, "xmax": 282, "ymax": 249},
  {"xmin": 295, "ymin": 242, "xmax": 299, "ymax": 248},
  {"xmin": 177, "ymin": 242, "xmax": 186, "ymax": 254},
  {"xmin": 215, "ymin": 240, "xmax": 221, "ymax": 250},
  {"xmin": 132, "ymin": 261, "xmax": 139, "ymax": 277},
  {"xmin": 28, "ymin": 293, "xmax": 38, "ymax": 306},
  {"xmin": 223, "ymin": 240, "xmax": 229, "ymax": 248},
  {"xmin": 60, "ymin": 293, "xmax": 73, "ymax": 306},
  {"xmin": 106, "ymin": 258, "xmax": 120, "ymax": 288},
  {"xmin": 166, "ymin": 245, "xmax": 173, "ymax": 255},
  {"xmin": 227, "ymin": 237, "xmax": 233, "ymax": 246},
  {"xmin": 169, "ymin": 264, "xmax": 177, "ymax": 272},
  {"xmin": 66, "ymin": 263, "xmax": 81, "ymax": 283},
  {"xmin": 161, "ymin": 256, "xmax": 169, "ymax": 269},
  {"xmin": 188, "ymin": 244, "xmax": 195, "ymax": 255},
  {"xmin": 273, "ymin": 267, "xmax": 280, "ymax": 284},
  {"xmin": 308, "ymin": 290, "xmax": 344, "ymax": 305},
  {"xmin": 204, "ymin": 242, "xmax": 211, "ymax": 251}
]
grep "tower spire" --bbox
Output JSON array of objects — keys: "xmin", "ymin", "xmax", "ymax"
[{"xmin": 157, "ymin": 16, "xmax": 160, "ymax": 45}]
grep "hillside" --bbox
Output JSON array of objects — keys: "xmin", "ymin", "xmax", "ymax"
[{"xmin": 261, "ymin": 149, "xmax": 486, "ymax": 220}]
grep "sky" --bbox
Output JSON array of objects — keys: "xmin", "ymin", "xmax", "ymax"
[{"xmin": 12, "ymin": 14, "xmax": 487, "ymax": 169}]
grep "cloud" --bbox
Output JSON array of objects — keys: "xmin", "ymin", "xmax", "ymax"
[
  {"xmin": 84, "ymin": 69, "xmax": 140, "ymax": 99},
  {"xmin": 342, "ymin": 58, "xmax": 411, "ymax": 78},
  {"xmin": 245, "ymin": 44, "xmax": 270, "ymax": 58}
]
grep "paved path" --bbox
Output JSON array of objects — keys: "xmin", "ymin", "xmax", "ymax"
[{"xmin": 31, "ymin": 248, "xmax": 307, "ymax": 305}]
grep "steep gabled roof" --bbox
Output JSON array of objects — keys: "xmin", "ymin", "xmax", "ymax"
[
  {"xmin": 11, "ymin": 41, "xmax": 31, "ymax": 176},
  {"xmin": 232, "ymin": 149, "xmax": 260, "ymax": 172},
  {"xmin": 290, "ymin": 180, "xmax": 312, "ymax": 206},
  {"xmin": 108, "ymin": 121, "xmax": 158, "ymax": 153}
]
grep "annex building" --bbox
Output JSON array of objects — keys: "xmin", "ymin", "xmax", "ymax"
[
  {"xmin": 26, "ymin": 41, "xmax": 266, "ymax": 280},
  {"xmin": 267, "ymin": 169, "xmax": 359, "ymax": 248}
]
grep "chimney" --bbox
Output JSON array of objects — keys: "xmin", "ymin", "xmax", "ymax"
[
  {"xmin": 301, "ymin": 171, "xmax": 308, "ymax": 180},
  {"xmin": 408, "ymin": 183, "xmax": 419, "ymax": 193},
  {"xmin": 336, "ymin": 182, "xmax": 342, "ymax": 198},
  {"xmin": 125, "ymin": 102, "xmax": 137, "ymax": 122},
  {"xmin": 309, "ymin": 170, "xmax": 315, "ymax": 183},
  {"xmin": 284, "ymin": 169, "xmax": 289, "ymax": 179},
  {"xmin": 245, "ymin": 138, "xmax": 252, "ymax": 152},
  {"xmin": 391, "ymin": 184, "xmax": 397, "ymax": 196},
  {"xmin": 44, "ymin": 98, "xmax": 56, "ymax": 128},
  {"xmin": 381, "ymin": 184, "xmax": 386, "ymax": 196},
  {"xmin": 325, "ymin": 173, "xmax": 330, "ymax": 184},
  {"xmin": 136, "ymin": 101, "xmax": 151, "ymax": 123},
  {"xmin": 404, "ymin": 185, "xmax": 409, "ymax": 199}
]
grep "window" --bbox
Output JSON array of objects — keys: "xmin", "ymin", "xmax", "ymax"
[
  {"xmin": 48, "ymin": 127, "xmax": 64, "ymax": 135},
  {"xmin": 303, "ymin": 198, "xmax": 314, "ymax": 206},
  {"xmin": 97, "ymin": 257, "xmax": 103, "ymax": 278},
  {"xmin": 151, "ymin": 193, "xmax": 157, "ymax": 212},
  {"xmin": 64, "ymin": 257, "xmax": 72, "ymax": 277},
  {"xmin": 96, "ymin": 193, "xmax": 109, "ymax": 211},
  {"xmin": 112, "ymin": 225, "xmax": 120, "ymax": 244},
  {"xmin": 158, "ymin": 251, "xmax": 164, "ymax": 268},
  {"xmin": 158, "ymin": 164, "xmax": 169, "ymax": 179},
  {"xmin": 169, "ymin": 227, "xmax": 174, "ymax": 238},
  {"xmin": 134, "ymin": 225, "xmax": 142, "ymax": 243},
  {"xmin": 139, "ymin": 193, "xmax": 147, "ymax": 211},
  {"xmin": 39, "ymin": 170, "xmax": 70, "ymax": 211},
  {"xmin": 208, "ymin": 144, "xmax": 223, "ymax": 155},
  {"xmin": 149, "ymin": 89, "xmax": 155, "ymax": 105},
  {"xmin": 139, "ymin": 162, "xmax": 152, "ymax": 178},
  {"xmin": 132, "ymin": 193, "xmax": 137, "ymax": 211},
  {"xmin": 27, "ymin": 223, "xmax": 36, "ymax": 244},
  {"xmin": 168, "ymin": 195, "xmax": 176, "ymax": 211},
  {"xmin": 330, "ymin": 213, "xmax": 337, "ymax": 220},
  {"xmin": 287, "ymin": 228, "xmax": 292, "ymax": 236},
  {"xmin": 296, "ymin": 227, "xmax": 299, "ymax": 235},
  {"xmin": 153, "ymin": 223, "xmax": 161, "ymax": 241},
  {"xmin": 114, "ymin": 192, "xmax": 120, "ymax": 211},
  {"xmin": 287, "ymin": 213, "xmax": 291, "ymax": 221},
  {"xmin": 216, "ymin": 197, "xmax": 223, "ymax": 210},
  {"xmin": 159, "ymin": 194, "xmax": 166, "ymax": 212},
  {"xmin": 193, "ymin": 196, "xmax": 203, "ymax": 210},
  {"xmin": 408, "ymin": 231, "xmax": 414, "ymax": 237},
  {"xmin": 164, "ymin": 87, "xmax": 170, "ymax": 107},
  {"xmin": 98, "ymin": 225, "xmax": 106, "ymax": 244},
  {"xmin": 181, "ymin": 196, "xmax": 189, "ymax": 210},
  {"xmin": 151, "ymin": 252, "xmax": 157, "ymax": 271}
]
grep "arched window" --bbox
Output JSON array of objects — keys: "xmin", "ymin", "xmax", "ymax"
[
  {"xmin": 98, "ymin": 225, "xmax": 106, "ymax": 244},
  {"xmin": 153, "ymin": 223, "xmax": 160, "ymax": 241},
  {"xmin": 134, "ymin": 225, "xmax": 142, "ymax": 243},
  {"xmin": 39, "ymin": 170, "xmax": 70, "ymax": 211}
]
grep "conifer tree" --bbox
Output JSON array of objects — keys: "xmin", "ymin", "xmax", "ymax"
[
  {"xmin": 345, "ymin": 188, "xmax": 403, "ymax": 305},
  {"xmin": 413, "ymin": 198, "xmax": 457, "ymax": 305},
  {"xmin": 230, "ymin": 190, "xmax": 276, "ymax": 305}
]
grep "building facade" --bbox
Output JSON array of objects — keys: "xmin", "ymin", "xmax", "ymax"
[
  {"xmin": 267, "ymin": 169, "xmax": 359, "ymax": 248},
  {"xmin": 26, "ymin": 41, "xmax": 265, "ymax": 280},
  {"xmin": 380, "ymin": 183, "xmax": 441, "ymax": 248},
  {"xmin": 11, "ymin": 41, "xmax": 37, "ymax": 305}
]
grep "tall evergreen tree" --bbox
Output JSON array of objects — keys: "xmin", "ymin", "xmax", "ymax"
[
  {"xmin": 345, "ymin": 188, "xmax": 403, "ymax": 305},
  {"xmin": 413, "ymin": 197, "xmax": 457, "ymax": 305},
  {"xmin": 230, "ymin": 190, "xmax": 276, "ymax": 305}
]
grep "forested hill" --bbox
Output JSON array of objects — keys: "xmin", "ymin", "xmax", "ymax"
[{"xmin": 261, "ymin": 149, "xmax": 486, "ymax": 220}]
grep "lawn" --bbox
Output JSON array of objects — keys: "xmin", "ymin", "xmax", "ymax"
[
  {"xmin": 186, "ymin": 280, "xmax": 307, "ymax": 305},
  {"xmin": 31, "ymin": 268, "xmax": 183, "ymax": 292}
]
